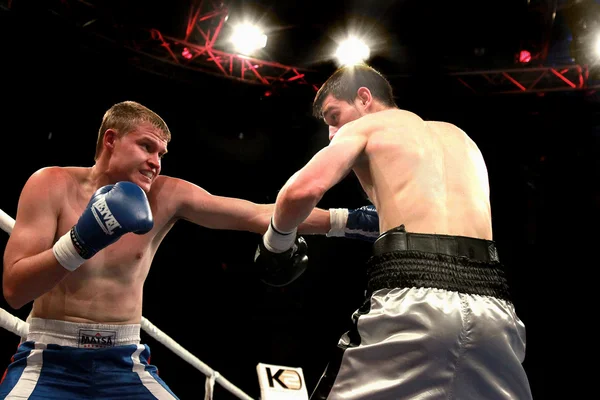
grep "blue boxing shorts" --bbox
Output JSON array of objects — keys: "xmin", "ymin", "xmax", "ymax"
[
  {"xmin": 0, "ymin": 318, "xmax": 178, "ymax": 399},
  {"xmin": 311, "ymin": 225, "xmax": 532, "ymax": 400}
]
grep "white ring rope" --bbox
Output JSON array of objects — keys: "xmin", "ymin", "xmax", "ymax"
[
  {"xmin": 0, "ymin": 208, "xmax": 14, "ymax": 235},
  {"xmin": 0, "ymin": 207, "xmax": 253, "ymax": 400}
]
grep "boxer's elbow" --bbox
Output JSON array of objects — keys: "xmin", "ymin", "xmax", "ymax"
[
  {"xmin": 3, "ymin": 281, "xmax": 27, "ymax": 310},
  {"xmin": 2, "ymin": 267, "xmax": 29, "ymax": 310},
  {"xmin": 281, "ymin": 178, "xmax": 326, "ymax": 209},
  {"xmin": 4, "ymin": 296, "xmax": 27, "ymax": 311}
]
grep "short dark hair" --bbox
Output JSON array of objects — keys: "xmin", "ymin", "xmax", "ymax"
[{"xmin": 313, "ymin": 63, "xmax": 396, "ymax": 118}]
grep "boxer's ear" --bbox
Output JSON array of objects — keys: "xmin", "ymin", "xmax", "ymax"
[
  {"xmin": 104, "ymin": 129, "xmax": 118, "ymax": 152},
  {"xmin": 356, "ymin": 87, "xmax": 372, "ymax": 108}
]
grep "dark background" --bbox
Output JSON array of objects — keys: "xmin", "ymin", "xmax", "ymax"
[{"xmin": 1, "ymin": 0, "xmax": 599, "ymax": 399}]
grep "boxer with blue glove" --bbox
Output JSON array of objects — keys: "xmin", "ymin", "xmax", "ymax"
[{"xmin": 52, "ymin": 181, "xmax": 154, "ymax": 271}]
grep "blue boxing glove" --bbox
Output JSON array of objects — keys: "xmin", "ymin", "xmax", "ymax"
[
  {"xmin": 327, "ymin": 205, "xmax": 379, "ymax": 242},
  {"xmin": 53, "ymin": 181, "xmax": 154, "ymax": 271}
]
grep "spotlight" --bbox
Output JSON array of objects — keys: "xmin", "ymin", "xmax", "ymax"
[{"xmin": 334, "ymin": 37, "xmax": 370, "ymax": 66}]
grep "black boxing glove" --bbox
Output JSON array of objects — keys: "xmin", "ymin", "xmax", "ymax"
[{"xmin": 254, "ymin": 220, "xmax": 309, "ymax": 287}]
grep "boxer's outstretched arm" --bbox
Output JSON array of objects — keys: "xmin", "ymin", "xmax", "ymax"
[
  {"xmin": 170, "ymin": 177, "xmax": 331, "ymax": 235},
  {"xmin": 171, "ymin": 176, "xmax": 378, "ymax": 238}
]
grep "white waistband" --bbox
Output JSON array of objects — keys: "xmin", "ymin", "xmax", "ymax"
[{"xmin": 27, "ymin": 317, "xmax": 141, "ymax": 348}]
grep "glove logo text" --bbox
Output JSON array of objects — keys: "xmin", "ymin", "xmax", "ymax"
[{"xmin": 92, "ymin": 197, "xmax": 122, "ymax": 235}]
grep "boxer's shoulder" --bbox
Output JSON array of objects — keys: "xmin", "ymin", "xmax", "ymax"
[
  {"xmin": 26, "ymin": 166, "xmax": 74, "ymax": 191},
  {"xmin": 144, "ymin": 175, "xmax": 193, "ymax": 206},
  {"xmin": 24, "ymin": 167, "xmax": 101, "ymax": 205},
  {"xmin": 145, "ymin": 175, "xmax": 179, "ymax": 197},
  {"xmin": 30, "ymin": 166, "xmax": 92, "ymax": 183}
]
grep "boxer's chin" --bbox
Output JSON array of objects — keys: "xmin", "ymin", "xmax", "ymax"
[{"xmin": 132, "ymin": 174, "xmax": 153, "ymax": 193}]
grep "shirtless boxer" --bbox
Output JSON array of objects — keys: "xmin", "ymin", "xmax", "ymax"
[
  {"xmin": 254, "ymin": 64, "xmax": 533, "ymax": 400},
  {"xmin": 1, "ymin": 100, "xmax": 379, "ymax": 399}
]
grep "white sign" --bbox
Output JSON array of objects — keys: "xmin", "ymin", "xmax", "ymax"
[{"xmin": 256, "ymin": 363, "xmax": 309, "ymax": 400}]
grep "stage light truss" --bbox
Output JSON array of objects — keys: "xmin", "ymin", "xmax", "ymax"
[
  {"xmin": 450, "ymin": 65, "xmax": 600, "ymax": 95},
  {"xmin": 144, "ymin": 28, "xmax": 319, "ymax": 89},
  {"xmin": 132, "ymin": 0, "xmax": 319, "ymax": 89},
  {"xmin": 4, "ymin": 0, "xmax": 599, "ymax": 95},
  {"xmin": 23, "ymin": 0, "xmax": 320, "ymax": 89}
]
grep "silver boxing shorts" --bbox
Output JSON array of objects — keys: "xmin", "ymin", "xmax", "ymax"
[{"xmin": 311, "ymin": 225, "xmax": 532, "ymax": 400}]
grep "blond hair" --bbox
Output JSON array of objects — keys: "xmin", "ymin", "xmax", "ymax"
[{"xmin": 95, "ymin": 101, "xmax": 171, "ymax": 160}]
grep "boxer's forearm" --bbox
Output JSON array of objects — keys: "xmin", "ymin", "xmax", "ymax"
[
  {"xmin": 3, "ymin": 249, "xmax": 70, "ymax": 309},
  {"xmin": 273, "ymin": 191, "xmax": 323, "ymax": 234},
  {"xmin": 297, "ymin": 207, "xmax": 331, "ymax": 235}
]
